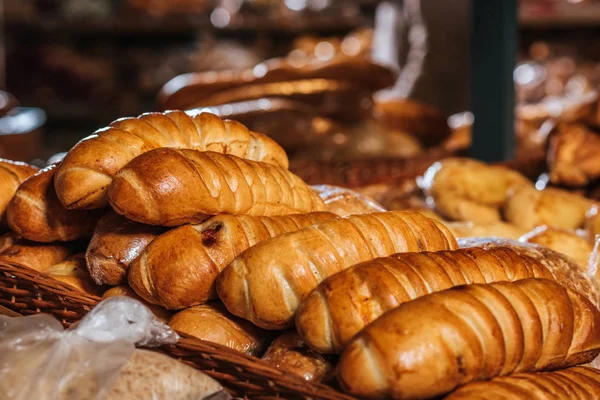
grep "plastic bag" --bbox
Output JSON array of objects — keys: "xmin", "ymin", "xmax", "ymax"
[
  {"xmin": 312, "ymin": 184, "xmax": 387, "ymax": 216},
  {"xmin": 0, "ymin": 297, "xmax": 228, "ymax": 400}
]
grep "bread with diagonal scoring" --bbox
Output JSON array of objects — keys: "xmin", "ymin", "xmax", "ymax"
[
  {"xmin": 216, "ymin": 211, "xmax": 458, "ymax": 330},
  {"xmin": 445, "ymin": 366, "xmax": 600, "ymax": 400},
  {"xmin": 0, "ymin": 159, "xmax": 38, "ymax": 226},
  {"xmin": 108, "ymin": 148, "xmax": 325, "ymax": 226},
  {"xmin": 7, "ymin": 164, "xmax": 103, "ymax": 242},
  {"xmin": 129, "ymin": 211, "xmax": 337, "ymax": 309},
  {"xmin": 338, "ymin": 279, "xmax": 600, "ymax": 399},
  {"xmin": 54, "ymin": 111, "xmax": 288, "ymax": 209},
  {"xmin": 296, "ymin": 247, "xmax": 556, "ymax": 354}
]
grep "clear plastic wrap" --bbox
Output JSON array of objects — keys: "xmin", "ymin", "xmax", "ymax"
[
  {"xmin": 311, "ymin": 184, "xmax": 387, "ymax": 216},
  {"xmin": 0, "ymin": 297, "xmax": 228, "ymax": 400}
]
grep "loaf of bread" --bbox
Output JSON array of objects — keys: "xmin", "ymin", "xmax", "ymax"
[
  {"xmin": 0, "ymin": 237, "xmax": 74, "ymax": 272},
  {"xmin": 46, "ymin": 254, "xmax": 103, "ymax": 296},
  {"xmin": 87, "ymin": 211, "xmax": 165, "ymax": 286},
  {"xmin": 504, "ymin": 185, "xmax": 595, "ymax": 231},
  {"xmin": 311, "ymin": 185, "xmax": 386, "ymax": 216},
  {"xmin": 0, "ymin": 159, "xmax": 38, "ymax": 226},
  {"xmin": 445, "ymin": 366, "xmax": 600, "ymax": 400},
  {"xmin": 460, "ymin": 238, "xmax": 600, "ymax": 307},
  {"xmin": 217, "ymin": 211, "xmax": 458, "ymax": 329},
  {"xmin": 421, "ymin": 158, "xmax": 531, "ymax": 223},
  {"xmin": 338, "ymin": 279, "xmax": 600, "ymax": 399},
  {"xmin": 108, "ymin": 148, "xmax": 325, "ymax": 226},
  {"xmin": 168, "ymin": 302, "xmax": 270, "ymax": 356},
  {"xmin": 261, "ymin": 331, "xmax": 334, "ymax": 382},
  {"xmin": 297, "ymin": 247, "xmax": 557, "ymax": 354},
  {"xmin": 521, "ymin": 225, "xmax": 593, "ymax": 268},
  {"xmin": 7, "ymin": 165, "xmax": 103, "ymax": 242},
  {"xmin": 55, "ymin": 111, "xmax": 288, "ymax": 210},
  {"xmin": 129, "ymin": 212, "xmax": 337, "ymax": 309},
  {"xmin": 102, "ymin": 286, "xmax": 173, "ymax": 323},
  {"xmin": 446, "ymin": 221, "xmax": 526, "ymax": 240}
]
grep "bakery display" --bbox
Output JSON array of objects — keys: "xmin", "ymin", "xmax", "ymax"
[
  {"xmin": 217, "ymin": 210, "xmax": 458, "ymax": 329},
  {"xmin": 337, "ymin": 279, "xmax": 600, "ymax": 399},
  {"xmin": 130, "ymin": 212, "xmax": 337, "ymax": 309}
]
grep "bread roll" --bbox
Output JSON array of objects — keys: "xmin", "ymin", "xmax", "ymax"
[
  {"xmin": 296, "ymin": 247, "xmax": 555, "ymax": 354},
  {"xmin": 521, "ymin": 225, "xmax": 593, "ymax": 268},
  {"xmin": 102, "ymin": 286, "xmax": 172, "ymax": 323},
  {"xmin": 504, "ymin": 185, "xmax": 595, "ymax": 231},
  {"xmin": 46, "ymin": 254, "xmax": 103, "ymax": 296},
  {"xmin": 130, "ymin": 212, "xmax": 337, "ymax": 309},
  {"xmin": 338, "ymin": 279, "xmax": 600, "ymax": 399},
  {"xmin": 0, "ymin": 159, "xmax": 38, "ymax": 226},
  {"xmin": 461, "ymin": 238, "xmax": 600, "ymax": 307},
  {"xmin": 445, "ymin": 366, "xmax": 600, "ymax": 400},
  {"xmin": 0, "ymin": 239, "xmax": 74, "ymax": 272},
  {"xmin": 108, "ymin": 148, "xmax": 325, "ymax": 226},
  {"xmin": 7, "ymin": 165, "xmax": 103, "ymax": 242},
  {"xmin": 311, "ymin": 185, "xmax": 386, "ymax": 216},
  {"xmin": 421, "ymin": 158, "xmax": 531, "ymax": 223},
  {"xmin": 86, "ymin": 211, "xmax": 164, "ymax": 286},
  {"xmin": 168, "ymin": 302, "xmax": 270, "ymax": 356},
  {"xmin": 446, "ymin": 221, "xmax": 526, "ymax": 240},
  {"xmin": 261, "ymin": 331, "xmax": 334, "ymax": 382},
  {"xmin": 55, "ymin": 111, "xmax": 288, "ymax": 209},
  {"xmin": 217, "ymin": 211, "xmax": 458, "ymax": 330}
]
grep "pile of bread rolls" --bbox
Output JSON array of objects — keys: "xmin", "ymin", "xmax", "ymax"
[{"xmin": 2, "ymin": 111, "xmax": 600, "ymax": 399}]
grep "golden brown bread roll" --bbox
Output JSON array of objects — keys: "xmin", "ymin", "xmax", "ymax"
[
  {"xmin": 0, "ymin": 159, "xmax": 38, "ymax": 226},
  {"xmin": 445, "ymin": 366, "xmax": 600, "ymax": 400},
  {"xmin": 168, "ymin": 302, "xmax": 270, "ymax": 356},
  {"xmin": 446, "ymin": 221, "xmax": 526, "ymax": 240},
  {"xmin": 86, "ymin": 211, "xmax": 165, "ymax": 286},
  {"xmin": 129, "ymin": 212, "xmax": 337, "ymax": 309},
  {"xmin": 102, "ymin": 285, "xmax": 173, "ymax": 323},
  {"xmin": 338, "ymin": 279, "xmax": 600, "ymax": 399},
  {"xmin": 217, "ymin": 211, "xmax": 458, "ymax": 330},
  {"xmin": 261, "ymin": 331, "xmax": 334, "ymax": 382},
  {"xmin": 521, "ymin": 225, "xmax": 593, "ymax": 268},
  {"xmin": 504, "ymin": 185, "xmax": 595, "ymax": 231},
  {"xmin": 297, "ymin": 247, "xmax": 557, "ymax": 354},
  {"xmin": 0, "ymin": 238, "xmax": 75, "ymax": 272},
  {"xmin": 55, "ymin": 111, "xmax": 288, "ymax": 210},
  {"xmin": 548, "ymin": 123, "xmax": 600, "ymax": 187},
  {"xmin": 46, "ymin": 254, "xmax": 103, "ymax": 296},
  {"xmin": 421, "ymin": 158, "xmax": 532, "ymax": 223},
  {"xmin": 311, "ymin": 185, "xmax": 386, "ymax": 216},
  {"xmin": 461, "ymin": 238, "xmax": 600, "ymax": 307},
  {"xmin": 7, "ymin": 165, "xmax": 103, "ymax": 242},
  {"xmin": 108, "ymin": 148, "xmax": 325, "ymax": 226}
]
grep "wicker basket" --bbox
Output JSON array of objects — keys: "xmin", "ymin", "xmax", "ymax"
[{"xmin": 0, "ymin": 260, "xmax": 355, "ymax": 399}]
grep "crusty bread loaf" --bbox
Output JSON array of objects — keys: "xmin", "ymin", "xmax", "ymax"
[
  {"xmin": 7, "ymin": 164, "xmax": 103, "ymax": 242},
  {"xmin": 446, "ymin": 221, "xmax": 526, "ymax": 240},
  {"xmin": 129, "ymin": 212, "xmax": 337, "ymax": 309},
  {"xmin": 217, "ymin": 211, "xmax": 458, "ymax": 330},
  {"xmin": 55, "ymin": 111, "xmax": 288, "ymax": 210},
  {"xmin": 0, "ymin": 159, "xmax": 38, "ymax": 226},
  {"xmin": 46, "ymin": 254, "xmax": 103, "ymax": 296},
  {"xmin": 108, "ymin": 148, "xmax": 325, "ymax": 226},
  {"xmin": 504, "ymin": 185, "xmax": 595, "ymax": 231},
  {"xmin": 261, "ymin": 331, "xmax": 334, "ymax": 382},
  {"xmin": 521, "ymin": 225, "xmax": 593, "ymax": 268},
  {"xmin": 0, "ymin": 237, "xmax": 75, "ymax": 272},
  {"xmin": 338, "ymin": 279, "xmax": 600, "ymax": 399},
  {"xmin": 86, "ymin": 211, "xmax": 164, "ymax": 286},
  {"xmin": 445, "ymin": 366, "xmax": 600, "ymax": 400},
  {"xmin": 168, "ymin": 302, "xmax": 270, "ymax": 356},
  {"xmin": 421, "ymin": 158, "xmax": 531, "ymax": 223},
  {"xmin": 296, "ymin": 247, "xmax": 555, "ymax": 354},
  {"xmin": 102, "ymin": 286, "xmax": 172, "ymax": 323}
]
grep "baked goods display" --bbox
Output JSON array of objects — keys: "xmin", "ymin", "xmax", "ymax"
[{"xmin": 4, "ymin": 108, "xmax": 600, "ymax": 399}]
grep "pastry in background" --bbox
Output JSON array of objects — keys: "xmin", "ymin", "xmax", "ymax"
[
  {"xmin": 46, "ymin": 254, "xmax": 104, "ymax": 297},
  {"xmin": 420, "ymin": 158, "xmax": 531, "ymax": 223},
  {"xmin": 446, "ymin": 221, "xmax": 526, "ymax": 240},
  {"xmin": 168, "ymin": 302, "xmax": 271, "ymax": 356},
  {"xmin": 520, "ymin": 225, "xmax": 593, "ymax": 268}
]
